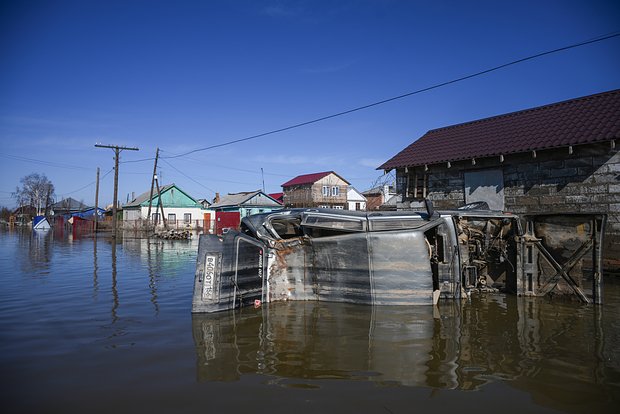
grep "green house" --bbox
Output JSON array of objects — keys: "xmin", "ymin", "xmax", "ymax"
[{"xmin": 123, "ymin": 183, "xmax": 211, "ymax": 229}]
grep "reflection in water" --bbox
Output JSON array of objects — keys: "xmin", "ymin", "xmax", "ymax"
[
  {"xmin": 110, "ymin": 238, "xmax": 119, "ymax": 323},
  {"xmin": 92, "ymin": 235, "xmax": 98, "ymax": 299},
  {"xmin": 193, "ymin": 297, "xmax": 619, "ymax": 411},
  {"xmin": 2, "ymin": 229, "xmax": 618, "ymax": 413},
  {"xmin": 22, "ymin": 229, "xmax": 53, "ymax": 274}
]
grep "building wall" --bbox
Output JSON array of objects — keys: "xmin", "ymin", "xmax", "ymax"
[
  {"xmin": 364, "ymin": 193, "xmax": 383, "ymax": 210},
  {"xmin": 123, "ymin": 206, "xmax": 211, "ymax": 229},
  {"xmin": 347, "ymin": 200, "xmax": 367, "ymax": 211},
  {"xmin": 396, "ymin": 142, "xmax": 620, "ymax": 272}
]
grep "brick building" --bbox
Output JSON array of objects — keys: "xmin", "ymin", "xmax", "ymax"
[{"xmin": 379, "ymin": 89, "xmax": 620, "ymax": 272}]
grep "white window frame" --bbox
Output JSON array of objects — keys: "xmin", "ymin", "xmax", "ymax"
[
  {"xmin": 331, "ymin": 186, "xmax": 339, "ymax": 196},
  {"xmin": 322, "ymin": 186, "xmax": 329, "ymax": 196},
  {"xmin": 168, "ymin": 213, "xmax": 176, "ymax": 224},
  {"xmin": 184, "ymin": 213, "xmax": 191, "ymax": 223}
]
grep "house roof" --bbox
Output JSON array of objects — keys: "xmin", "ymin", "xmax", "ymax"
[
  {"xmin": 124, "ymin": 184, "xmax": 176, "ymax": 208},
  {"xmin": 52, "ymin": 197, "xmax": 90, "ymax": 211},
  {"xmin": 268, "ymin": 192, "xmax": 284, "ymax": 204},
  {"xmin": 347, "ymin": 187, "xmax": 366, "ymax": 202},
  {"xmin": 282, "ymin": 171, "xmax": 350, "ymax": 187},
  {"xmin": 210, "ymin": 190, "xmax": 281, "ymax": 209},
  {"xmin": 379, "ymin": 89, "xmax": 620, "ymax": 170}
]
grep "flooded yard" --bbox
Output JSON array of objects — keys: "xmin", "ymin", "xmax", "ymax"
[{"xmin": 1, "ymin": 228, "xmax": 619, "ymax": 413}]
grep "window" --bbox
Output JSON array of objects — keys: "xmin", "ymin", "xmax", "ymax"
[
  {"xmin": 322, "ymin": 186, "xmax": 329, "ymax": 196},
  {"xmin": 355, "ymin": 202, "xmax": 361, "ymax": 211},
  {"xmin": 334, "ymin": 205, "xmax": 344, "ymax": 210},
  {"xmin": 302, "ymin": 213, "xmax": 366, "ymax": 237},
  {"xmin": 331, "ymin": 186, "xmax": 339, "ymax": 196},
  {"xmin": 168, "ymin": 213, "xmax": 176, "ymax": 224},
  {"xmin": 151, "ymin": 213, "xmax": 160, "ymax": 225},
  {"xmin": 184, "ymin": 213, "xmax": 191, "ymax": 223}
]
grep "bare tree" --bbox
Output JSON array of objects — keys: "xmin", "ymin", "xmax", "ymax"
[{"xmin": 12, "ymin": 173, "xmax": 55, "ymax": 216}]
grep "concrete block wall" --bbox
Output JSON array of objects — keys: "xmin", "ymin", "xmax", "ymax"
[{"xmin": 402, "ymin": 142, "xmax": 619, "ymax": 272}]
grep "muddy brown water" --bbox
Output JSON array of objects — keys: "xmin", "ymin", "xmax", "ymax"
[{"xmin": 1, "ymin": 229, "xmax": 618, "ymax": 413}]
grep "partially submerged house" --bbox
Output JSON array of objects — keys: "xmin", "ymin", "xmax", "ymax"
[
  {"xmin": 122, "ymin": 183, "xmax": 211, "ymax": 230},
  {"xmin": 379, "ymin": 89, "xmax": 620, "ymax": 271},
  {"xmin": 209, "ymin": 190, "xmax": 282, "ymax": 234},
  {"xmin": 51, "ymin": 197, "xmax": 89, "ymax": 216},
  {"xmin": 282, "ymin": 171, "xmax": 350, "ymax": 209}
]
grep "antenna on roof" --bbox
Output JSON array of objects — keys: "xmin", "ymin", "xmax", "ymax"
[{"xmin": 261, "ymin": 168, "xmax": 265, "ymax": 193}]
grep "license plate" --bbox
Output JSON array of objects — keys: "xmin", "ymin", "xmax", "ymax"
[{"xmin": 202, "ymin": 254, "xmax": 218, "ymax": 300}]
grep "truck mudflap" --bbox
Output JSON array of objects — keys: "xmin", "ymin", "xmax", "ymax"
[
  {"xmin": 192, "ymin": 233, "xmax": 266, "ymax": 313},
  {"xmin": 519, "ymin": 214, "xmax": 606, "ymax": 303}
]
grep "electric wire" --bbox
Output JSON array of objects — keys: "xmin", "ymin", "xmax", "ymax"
[
  {"xmin": 159, "ymin": 158, "xmax": 218, "ymax": 195},
  {"xmin": 0, "ymin": 153, "xmax": 91, "ymax": 171},
  {"xmin": 62, "ymin": 168, "xmax": 114, "ymax": 196},
  {"xmin": 160, "ymin": 32, "xmax": 620, "ymax": 160}
]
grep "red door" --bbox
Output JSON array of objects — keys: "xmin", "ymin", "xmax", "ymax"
[{"xmin": 215, "ymin": 211, "xmax": 241, "ymax": 235}]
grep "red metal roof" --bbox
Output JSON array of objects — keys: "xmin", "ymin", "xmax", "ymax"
[
  {"xmin": 379, "ymin": 89, "xmax": 620, "ymax": 170},
  {"xmin": 282, "ymin": 171, "xmax": 340, "ymax": 187},
  {"xmin": 268, "ymin": 192, "xmax": 284, "ymax": 204}
]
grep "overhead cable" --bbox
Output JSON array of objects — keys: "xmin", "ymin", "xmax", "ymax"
[{"xmin": 161, "ymin": 31, "xmax": 620, "ymax": 159}]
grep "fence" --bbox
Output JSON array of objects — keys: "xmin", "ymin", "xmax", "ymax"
[{"xmin": 121, "ymin": 218, "xmax": 214, "ymax": 233}]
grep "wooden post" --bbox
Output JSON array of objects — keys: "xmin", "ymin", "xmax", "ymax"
[
  {"xmin": 95, "ymin": 144, "xmax": 139, "ymax": 237},
  {"xmin": 146, "ymin": 148, "xmax": 159, "ymax": 226},
  {"xmin": 155, "ymin": 176, "xmax": 167, "ymax": 230}
]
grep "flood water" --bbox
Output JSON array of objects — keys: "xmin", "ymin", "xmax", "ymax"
[{"xmin": 1, "ymin": 228, "xmax": 619, "ymax": 414}]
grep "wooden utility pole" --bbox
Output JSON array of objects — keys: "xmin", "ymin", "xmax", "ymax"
[
  {"xmin": 94, "ymin": 167, "xmax": 100, "ymax": 232},
  {"xmin": 146, "ymin": 148, "xmax": 159, "ymax": 226},
  {"xmin": 95, "ymin": 144, "xmax": 139, "ymax": 237},
  {"xmin": 154, "ymin": 174, "xmax": 167, "ymax": 230}
]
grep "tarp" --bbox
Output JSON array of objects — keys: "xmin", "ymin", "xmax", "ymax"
[{"xmin": 33, "ymin": 216, "xmax": 51, "ymax": 230}]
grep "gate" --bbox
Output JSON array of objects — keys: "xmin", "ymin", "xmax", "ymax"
[
  {"xmin": 215, "ymin": 211, "xmax": 241, "ymax": 235},
  {"xmin": 519, "ymin": 214, "xmax": 606, "ymax": 303}
]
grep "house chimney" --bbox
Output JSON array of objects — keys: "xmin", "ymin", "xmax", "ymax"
[{"xmin": 214, "ymin": 192, "xmax": 220, "ymax": 203}]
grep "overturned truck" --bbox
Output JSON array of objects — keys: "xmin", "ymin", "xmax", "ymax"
[{"xmin": 192, "ymin": 205, "xmax": 606, "ymax": 313}]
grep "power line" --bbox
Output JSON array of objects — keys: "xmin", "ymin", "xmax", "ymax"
[
  {"xmin": 158, "ymin": 152, "xmax": 294, "ymax": 177},
  {"xmin": 62, "ymin": 168, "xmax": 113, "ymax": 195},
  {"xmin": 159, "ymin": 158, "xmax": 218, "ymax": 195},
  {"xmin": 162, "ymin": 31, "xmax": 620, "ymax": 159},
  {"xmin": 0, "ymin": 153, "xmax": 91, "ymax": 171}
]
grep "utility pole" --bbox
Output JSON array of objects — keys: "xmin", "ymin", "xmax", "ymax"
[
  {"xmin": 94, "ymin": 167, "xmax": 100, "ymax": 232},
  {"xmin": 95, "ymin": 144, "xmax": 139, "ymax": 237},
  {"xmin": 146, "ymin": 148, "xmax": 159, "ymax": 227},
  {"xmin": 154, "ymin": 174, "xmax": 168, "ymax": 230}
]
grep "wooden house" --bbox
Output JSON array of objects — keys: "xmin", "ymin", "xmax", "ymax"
[{"xmin": 282, "ymin": 171, "xmax": 350, "ymax": 209}]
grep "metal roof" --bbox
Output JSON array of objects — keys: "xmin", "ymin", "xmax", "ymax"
[
  {"xmin": 123, "ymin": 184, "xmax": 182, "ymax": 208},
  {"xmin": 210, "ymin": 190, "xmax": 281, "ymax": 208},
  {"xmin": 282, "ymin": 171, "xmax": 350, "ymax": 187},
  {"xmin": 379, "ymin": 89, "xmax": 620, "ymax": 170}
]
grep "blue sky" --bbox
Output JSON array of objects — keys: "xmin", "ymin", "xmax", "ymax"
[{"xmin": 1, "ymin": 0, "xmax": 619, "ymax": 208}]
